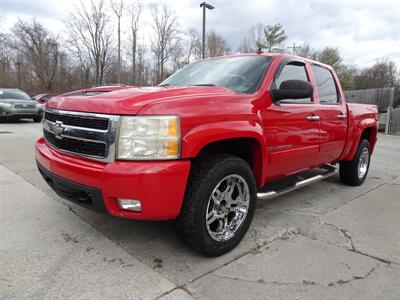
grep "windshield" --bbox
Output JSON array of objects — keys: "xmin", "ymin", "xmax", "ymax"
[
  {"xmin": 160, "ymin": 55, "xmax": 272, "ymax": 94},
  {"xmin": 0, "ymin": 90, "xmax": 31, "ymax": 101}
]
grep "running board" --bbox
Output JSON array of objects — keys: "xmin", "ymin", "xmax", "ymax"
[{"xmin": 257, "ymin": 164, "xmax": 338, "ymax": 200}]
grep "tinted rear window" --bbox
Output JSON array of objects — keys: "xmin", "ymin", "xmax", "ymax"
[{"xmin": 311, "ymin": 65, "xmax": 339, "ymax": 104}]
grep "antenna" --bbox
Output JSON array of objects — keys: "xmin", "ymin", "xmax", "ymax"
[{"xmin": 287, "ymin": 42, "xmax": 302, "ymax": 55}]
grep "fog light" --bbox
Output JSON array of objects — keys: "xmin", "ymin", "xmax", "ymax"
[{"xmin": 117, "ymin": 198, "xmax": 142, "ymax": 212}]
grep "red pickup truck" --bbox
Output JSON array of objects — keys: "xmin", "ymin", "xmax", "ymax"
[{"xmin": 36, "ymin": 53, "xmax": 378, "ymax": 256}]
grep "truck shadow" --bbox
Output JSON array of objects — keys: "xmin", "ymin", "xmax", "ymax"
[
  {"xmin": 0, "ymin": 118, "xmax": 36, "ymax": 124},
  {"xmin": 55, "ymin": 164, "xmax": 389, "ymax": 284}
]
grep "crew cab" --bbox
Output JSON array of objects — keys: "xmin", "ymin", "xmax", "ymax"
[{"xmin": 35, "ymin": 53, "xmax": 378, "ymax": 256}]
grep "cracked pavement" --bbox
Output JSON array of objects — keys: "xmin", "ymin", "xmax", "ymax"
[{"xmin": 1, "ymin": 121, "xmax": 399, "ymax": 299}]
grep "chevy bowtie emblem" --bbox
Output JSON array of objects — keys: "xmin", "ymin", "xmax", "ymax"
[{"xmin": 53, "ymin": 121, "xmax": 65, "ymax": 140}]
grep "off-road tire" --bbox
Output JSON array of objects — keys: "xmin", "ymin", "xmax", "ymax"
[
  {"xmin": 176, "ymin": 154, "xmax": 257, "ymax": 257},
  {"xmin": 339, "ymin": 139, "xmax": 371, "ymax": 186}
]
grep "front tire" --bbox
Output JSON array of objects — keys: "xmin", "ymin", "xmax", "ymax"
[
  {"xmin": 33, "ymin": 116, "xmax": 42, "ymax": 123},
  {"xmin": 176, "ymin": 154, "xmax": 257, "ymax": 256},
  {"xmin": 339, "ymin": 139, "xmax": 371, "ymax": 186}
]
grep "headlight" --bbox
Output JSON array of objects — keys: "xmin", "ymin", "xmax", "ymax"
[
  {"xmin": 0, "ymin": 102, "xmax": 12, "ymax": 108},
  {"xmin": 117, "ymin": 116, "xmax": 180, "ymax": 160}
]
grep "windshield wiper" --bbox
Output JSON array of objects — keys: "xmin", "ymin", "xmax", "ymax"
[
  {"xmin": 190, "ymin": 83, "xmax": 216, "ymax": 87},
  {"xmin": 158, "ymin": 84, "xmax": 171, "ymax": 87}
]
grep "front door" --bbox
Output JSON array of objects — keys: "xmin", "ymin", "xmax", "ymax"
[{"xmin": 263, "ymin": 61, "xmax": 320, "ymax": 180}]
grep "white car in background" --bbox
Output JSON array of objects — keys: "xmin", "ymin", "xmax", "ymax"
[{"xmin": 0, "ymin": 88, "xmax": 43, "ymax": 122}]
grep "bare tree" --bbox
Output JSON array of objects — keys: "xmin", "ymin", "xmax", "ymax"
[
  {"xmin": 237, "ymin": 23, "xmax": 264, "ymax": 53},
  {"xmin": 111, "ymin": 0, "xmax": 123, "ymax": 83},
  {"xmin": 0, "ymin": 32, "xmax": 15, "ymax": 87},
  {"xmin": 67, "ymin": 33, "xmax": 92, "ymax": 86},
  {"xmin": 185, "ymin": 27, "xmax": 201, "ymax": 62},
  {"xmin": 355, "ymin": 60, "xmax": 398, "ymax": 89},
  {"xmin": 206, "ymin": 30, "xmax": 230, "ymax": 57},
  {"xmin": 127, "ymin": 0, "xmax": 142, "ymax": 85},
  {"xmin": 296, "ymin": 43, "xmax": 318, "ymax": 60},
  {"xmin": 150, "ymin": 4, "xmax": 179, "ymax": 83},
  {"xmin": 66, "ymin": 0, "xmax": 114, "ymax": 86},
  {"xmin": 136, "ymin": 45, "xmax": 150, "ymax": 85},
  {"xmin": 10, "ymin": 20, "xmax": 59, "ymax": 91},
  {"xmin": 171, "ymin": 41, "xmax": 186, "ymax": 71}
]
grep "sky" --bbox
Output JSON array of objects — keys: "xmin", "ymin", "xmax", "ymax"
[{"xmin": 1, "ymin": 0, "xmax": 400, "ymax": 68}]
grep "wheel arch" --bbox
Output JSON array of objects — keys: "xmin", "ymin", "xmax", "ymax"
[
  {"xmin": 360, "ymin": 126, "xmax": 377, "ymax": 149},
  {"xmin": 342, "ymin": 122, "xmax": 377, "ymax": 161},
  {"xmin": 182, "ymin": 121, "xmax": 266, "ymax": 186}
]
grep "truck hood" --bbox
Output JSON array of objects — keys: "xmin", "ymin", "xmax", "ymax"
[{"xmin": 46, "ymin": 86, "xmax": 238, "ymax": 115}]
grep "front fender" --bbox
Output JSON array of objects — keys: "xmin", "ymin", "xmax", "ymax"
[
  {"xmin": 181, "ymin": 120, "xmax": 266, "ymax": 186},
  {"xmin": 181, "ymin": 120, "xmax": 265, "ymax": 157}
]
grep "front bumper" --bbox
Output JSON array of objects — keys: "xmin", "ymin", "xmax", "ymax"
[
  {"xmin": 35, "ymin": 137, "xmax": 191, "ymax": 220},
  {"xmin": 0, "ymin": 106, "xmax": 43, "ymax": 118}
]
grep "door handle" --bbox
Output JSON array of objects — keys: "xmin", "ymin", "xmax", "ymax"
[
  {"xmin": 337, "ymin": 113, "xmax": 347, "ymax": 119},
  {"xmin": 307, "ymin": 115, "xmax": 320, "ymax": 121}
]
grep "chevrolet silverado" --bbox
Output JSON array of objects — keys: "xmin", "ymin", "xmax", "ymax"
[{"xmin": 35, "ymin": 53, "xmax": 378, "ymax": 256}]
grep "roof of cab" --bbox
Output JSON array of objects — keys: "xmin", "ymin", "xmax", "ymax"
[{"xmin": 205, "ymin": 52, "xmax": 335, "ymax": 72}]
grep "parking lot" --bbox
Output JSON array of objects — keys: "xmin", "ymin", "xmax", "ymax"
[{"xmin": 1, "ymin": 120, "xmax": 399, "ymax": 299}]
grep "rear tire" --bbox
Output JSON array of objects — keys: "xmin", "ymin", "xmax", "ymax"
[
  {"xmin": 176, "ymin": 154, "xmax": 257, "ymax": 257},
  {"xmin": 339, "ymin": 139, "xmax": 371, "ymax": 186},
  {"xmin": 33, "ymin": 116, "xmax": 42, "ymax": 123}
]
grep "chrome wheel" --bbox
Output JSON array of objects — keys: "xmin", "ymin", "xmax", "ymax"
[
  {"xmin": 358, "ymin": 147, "xmax": 369, "ymax": 179},
  {"xmin": 206, "ymin": 174, "xmax": 250, "ymax": 242}
]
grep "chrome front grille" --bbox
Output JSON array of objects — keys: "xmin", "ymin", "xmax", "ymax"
[
  {"xmin": 43, "ymin": 108, "xmax": 120, "ymax": 162},
  {"xmin": 45, "ymin": 111, "xmax": 109, "ymax": 130},
  {"xmin": 44, "ymin": 130, "xmax": 107, "ymax": 157},
  {"xmin": 14, "ymin": 104, "xmax": 36, "ymax": 109}
]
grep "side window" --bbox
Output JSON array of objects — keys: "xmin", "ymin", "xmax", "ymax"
[
  {"xmin": 274, "ymin": 63, "xmax": 312, "ymax": 104},
  {"xmin": 311, "ymin": 65, "xmax": 339, "ymax": 104}
]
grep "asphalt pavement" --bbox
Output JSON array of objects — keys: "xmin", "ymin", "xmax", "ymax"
[{"xmin": 1, "ymin": 120, "xmax": 399, "ymax": 299}]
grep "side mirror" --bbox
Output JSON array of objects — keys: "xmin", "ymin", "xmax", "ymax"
[{"xmin": 272, "ymin": 80, "xmax": 313, "ymax": 101}]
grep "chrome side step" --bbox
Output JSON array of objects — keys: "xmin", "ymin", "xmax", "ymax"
[{"xmin": 257, "ymin": 164, "xmax": 338, "ymax": 200}]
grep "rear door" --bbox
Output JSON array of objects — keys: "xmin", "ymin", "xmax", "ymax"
[
  {"xmin": 311, "ymin": 64, "xmax": 347, "ymax": 163},
  {"xmin": 263, "ymin": 60, "xmax": 321, "ymax": 179}
]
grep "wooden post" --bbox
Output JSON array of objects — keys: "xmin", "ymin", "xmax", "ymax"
[{"xmin": 385, "ymin": 106, "xmax": 391, "ymax": 135}]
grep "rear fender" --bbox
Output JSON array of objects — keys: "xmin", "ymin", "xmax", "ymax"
[{"xmin": 341, "ymin": 118, "xmax": 377, "ymax": 161}]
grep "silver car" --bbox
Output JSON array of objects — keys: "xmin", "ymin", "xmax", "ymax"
[{"xmin": 0, "ymin": 89, "xmax": 43, "ymax": 122}]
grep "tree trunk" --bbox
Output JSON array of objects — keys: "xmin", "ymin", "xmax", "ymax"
[
  {"xmin": 95, "ymin": 55, "xmax": 100, "ymax": 85},
  {"xmin": 158, "ymin": 60, "xmax": 160, "ymax": 83},
  {"xmin": 160, "ymin": 47, "xmax": 164, "ymax": 82},
  {"xmin": 132, "ymin": 31, "xmax": 136, "ymax": 85},
  {"xmin": 117, "ymin": 18, "xmax": 121, "ymax": 83}
]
